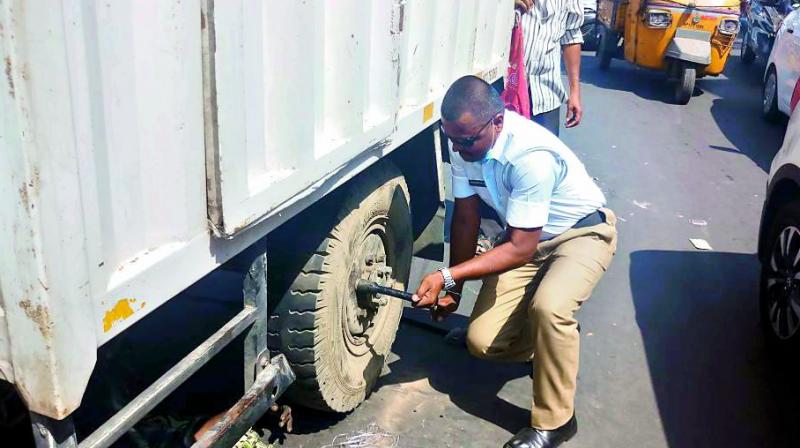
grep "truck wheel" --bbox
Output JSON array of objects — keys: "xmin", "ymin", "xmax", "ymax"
[
  {"xmin": 760, "ymin": 200, "xmax": 800, "ymax": 349},
  {"xmin": 268, "ymin": 160, "xmax": 412, "ymax": 412},
  {"xmin": 674, "ymin": 63, "xmax": 695, "ymax": 105}
]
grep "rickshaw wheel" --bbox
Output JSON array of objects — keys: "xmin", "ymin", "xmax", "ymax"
[
  {"xmin": 596, "ymin": 26, "xmax": 614, "ymax": 71},
  {"xmin": 674, "ymin": 62, "xmax": 695, "ymax": 105},
  {"xmin": 741, "ymin": 29, "xmax": 756, "ymax": 65}
]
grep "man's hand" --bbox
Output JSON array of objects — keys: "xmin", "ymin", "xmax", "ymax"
[
  {"xmin": 431, "ymin": 293, "xmax": 459, "ymax": 322},
  {"xmin": 566, "ymin": 91, "xmax": 582, "ymax": 128},
  {"xmin": 412, "ymin": 271, "xmax": 444, "ymax": 309},
  {"xmin": 515, "ymin": 0, "xmax": 533, "ymax": 13},
  {"xmin": 412, "ymin": 271, "xmax": 460, "ymax": 321}
]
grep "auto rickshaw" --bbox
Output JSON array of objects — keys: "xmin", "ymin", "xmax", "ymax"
[{"xmin": 596, "ymin": 0, "xmax": 741, "ymax": 104}]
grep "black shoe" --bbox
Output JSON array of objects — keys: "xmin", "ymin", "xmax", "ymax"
[{"xmin": 503, "ymin": 415, "xmax": 577, "ymax": 448}]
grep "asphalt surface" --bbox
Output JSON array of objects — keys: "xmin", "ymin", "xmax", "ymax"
[
  {"xmin": 54, "ymin": 49, "xmax": 800, "ymax": 448},
  {"xmin": 270, "ymin": 51, "xmax": 800, "ymax": 447}
]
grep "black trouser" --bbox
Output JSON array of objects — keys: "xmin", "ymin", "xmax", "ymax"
[{"xmin": 532, "ymin": 107, "xmax": 560, "ymax": 137}]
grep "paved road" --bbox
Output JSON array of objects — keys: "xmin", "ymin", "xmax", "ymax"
[{"xmin": 273, "ymin": 51, "xmax": 800, "ymax": 447}]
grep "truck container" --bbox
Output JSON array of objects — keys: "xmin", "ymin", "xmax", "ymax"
[{"xmin": 0, "ymin": 0, "xmax": 513, "ymax": 445}]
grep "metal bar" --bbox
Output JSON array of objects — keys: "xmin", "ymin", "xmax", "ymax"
[
  {"xmin": 357, "ymin": 280, "xmax": 415, "ymax": 302},
  {"xmin": 78, "ymin": 306, "xmax": 258, "ymax": 448},
  {"xmin": 243, "ymin": 254, "xmax": 269, "ymax": 388},
  {"xmin": 191, "ymin": 355, "xmax": 295, "ymax": 448},
  {"xmin": 30, "ymin": 413, "xmax": 77, "ymax": 448}
]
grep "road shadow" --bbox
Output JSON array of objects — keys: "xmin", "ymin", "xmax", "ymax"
[
  {"xmin": 375, "ymin": 316, "xmax": 531, "ymax": 435},
  {"xmin": 629, "ymin": 250, "xmax": 800, "ymax": 447},
  {"xmin": 708, "ymin": 96, "xmax": 785, "ymax": 172},
  {"xmin": 580, "ymin": 54, "xmax": 670, "ymax": 103},
  {"xmin": 704, "ymin": 53, "xmax": 787, "ymax": 172}
]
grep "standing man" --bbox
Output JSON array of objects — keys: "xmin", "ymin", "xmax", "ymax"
[
  {"xmin": 413, "ymin": 76, "xmax": 616, "ymax": 448},
  {"xmin": 515, "ymin": 0, "xmax": 584, "ymax": 135}
]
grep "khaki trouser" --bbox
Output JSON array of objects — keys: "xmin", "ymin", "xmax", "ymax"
[{"xmin": 466, "ymin": 208, "xmax": 618, "ymax": 430}]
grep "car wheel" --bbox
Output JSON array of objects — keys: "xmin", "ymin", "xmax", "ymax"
[
  {"xmin": 763, "ymin": 66, "xmax": 781, "ymax": 122},
  {"xmin": 760, "ymin": 200, "xmax": 800, "ymax": 348},
  {"xmin": 741, "ymin": 29, "xmax": 756, "ymax": 65}
]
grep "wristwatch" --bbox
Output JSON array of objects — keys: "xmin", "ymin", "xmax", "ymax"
[{"xmin": 438, "ymin": 267, "xmax": 457, "ymax": 290}]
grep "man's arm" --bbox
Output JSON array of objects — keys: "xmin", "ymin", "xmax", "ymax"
[
  {"xmin": 412, "ymin": 195, "xmax": 479, "ymax": 321},
  {"xmin": 413, "ymin": 224, "xmax": 542, "ymax": 319},
  {"xmin": 449, "ymin": 226, "xmax": 541, "ymax": 283},
  {"xmin": 448, "ymin": 195, "xmax": 482, "ymax": 295},
  {"xmin": 561, "ymin": 0, "xmax": 584, "ymax": 127},
  {"xmin": 563, "ymin": 43, "xmax": 582, "ymax": 127}
]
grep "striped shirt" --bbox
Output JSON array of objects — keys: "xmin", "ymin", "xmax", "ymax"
[{"xmin": 520, "ymin": 0, "xmax": 584, "ymax": 115}]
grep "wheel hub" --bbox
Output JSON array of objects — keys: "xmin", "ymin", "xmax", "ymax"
[
  {"xmin": 766, "ymin": 226, "xmax": 800, "ymax": 340},
  {"xmin": 344, "ymin": 231, "xmax": 392, "ymax": 342},
  {"xmin": 765, "ymin": 74, "xmax": 776, "ymax": 112}
]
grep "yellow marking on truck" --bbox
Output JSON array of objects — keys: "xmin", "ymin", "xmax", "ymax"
[
  {"xmin": 103, "ymin": 298, "xmax": 143, "ymax": 332},
  {"xmin": 423, "ymin": 102, "xmax": 434, "ymax": 123}
]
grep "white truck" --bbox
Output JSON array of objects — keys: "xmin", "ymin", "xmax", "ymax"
[{"xmin": 0, "ymin": 1, "xmax": 513, "ymax": 446}]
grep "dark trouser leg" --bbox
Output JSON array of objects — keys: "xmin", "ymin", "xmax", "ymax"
[{"xmin": 532, "ymin": 107, "xmax": 561, "ymax": 137}]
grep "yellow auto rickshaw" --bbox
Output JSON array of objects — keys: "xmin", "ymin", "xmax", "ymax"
[{"xmin": 596, "ymin": 0, "xmax": 741, "ymax": 104}]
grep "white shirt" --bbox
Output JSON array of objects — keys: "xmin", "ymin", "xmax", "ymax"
[
  {"xmin": 450, "ymin": 110, "xmax": 605, "ymax": 237},
  {"xmin": 521, "ymin": 0, "xmax": 584, "ymax": 115}
]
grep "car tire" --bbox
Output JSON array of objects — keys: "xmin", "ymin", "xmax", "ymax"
[
  {"xmin": 763, "ymin": 66, "xmax": 781, "ymax": 122},
  {"xmin": 741, "ymin": 29, "xmax": 756, "ymax": 65},
  {"xmin": 267, "ymin": 160, "xmax": 412, "ymax": 413},
  {"xmin": 760, "ymin": 200, "xmax": 800, "ymax": 349}
]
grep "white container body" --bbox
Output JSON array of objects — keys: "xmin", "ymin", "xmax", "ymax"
[{"xmin": 0, "ymin": 0, "xmax": 512, "ymax": 418}]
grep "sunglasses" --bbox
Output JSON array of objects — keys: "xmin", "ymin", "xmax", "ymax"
[{"xmin": 440, "ymin": 110, "xmax": 503, "ymax": 148}]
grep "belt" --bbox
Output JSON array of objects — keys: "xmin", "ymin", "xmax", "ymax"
[{"xmin": 573, "ymin": 209, "xmax": 605, "ymax": 229}]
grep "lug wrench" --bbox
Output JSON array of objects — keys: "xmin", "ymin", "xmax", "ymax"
[{"xmin": 355, "ymin": 280, "xmax": 414, "ymax": 302}]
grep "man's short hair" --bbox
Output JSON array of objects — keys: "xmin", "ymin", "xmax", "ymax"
[{"xmin": 441, "ymin": 75, "xmax": 505, "ymax": 123}]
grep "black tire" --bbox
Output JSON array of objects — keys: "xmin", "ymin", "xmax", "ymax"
[
  {"xmin": 763, "ymin": 66, "xmax": 781, "ymax": 122},
  {"xmin": 674, "ymin": 63, "xmax": 695, "ymax": 105},
  {"xmin": 596, "ymin": 27, "xmax": 614, "ymax": 71},
  {"xmin": 741, "ymin": 29, "xmax": 756, "ymax": 65},
  {"xmin": 268, "ymin": 160, "xmax": 412, "ymax": 412},
  {"xmin": 760, "ymin": 200, "xmax": 800, "ymax": 349}
]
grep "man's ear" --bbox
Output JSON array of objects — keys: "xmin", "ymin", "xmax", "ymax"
[{"xmin": 493, "ymin": 113, "xmax": 504, "ymax": 131}]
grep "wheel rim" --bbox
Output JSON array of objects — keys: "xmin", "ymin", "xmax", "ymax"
[
  {"xmin": 342, "ymin": 218, "xmax": 397, "ymax": 355},
  {"xmin": 765, "ymin": 226, "xmax": 800, "ymax": 340},
  {"xmin": 764, "ymin": 72, "xmax": 777, "ymax": 114}
]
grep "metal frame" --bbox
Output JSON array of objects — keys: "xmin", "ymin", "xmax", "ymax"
[{"xmin": 30, "ymin": 254, "xmax": 295, "ymax": 448}]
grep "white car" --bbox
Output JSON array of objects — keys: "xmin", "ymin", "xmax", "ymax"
[
  {"xmin": 758, "ymin": 104, "xmax": 800, "ymax": 346},
  {"xmin": 763, "ymin": 6, "xmax": 800, "ymax": 120}
]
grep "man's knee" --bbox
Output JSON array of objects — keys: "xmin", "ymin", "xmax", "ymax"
[
  {"xmin": 465, "ymin": 324, "xmax": 496, "ymax": 359},
  {"xmin": 530, "ymin": 289, "xmax": 576, "ymax": 328}
]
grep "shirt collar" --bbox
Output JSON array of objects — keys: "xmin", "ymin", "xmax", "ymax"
[{"xmin": 483, "ymin": 111, "xmax": 511, "ymax": 165}]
